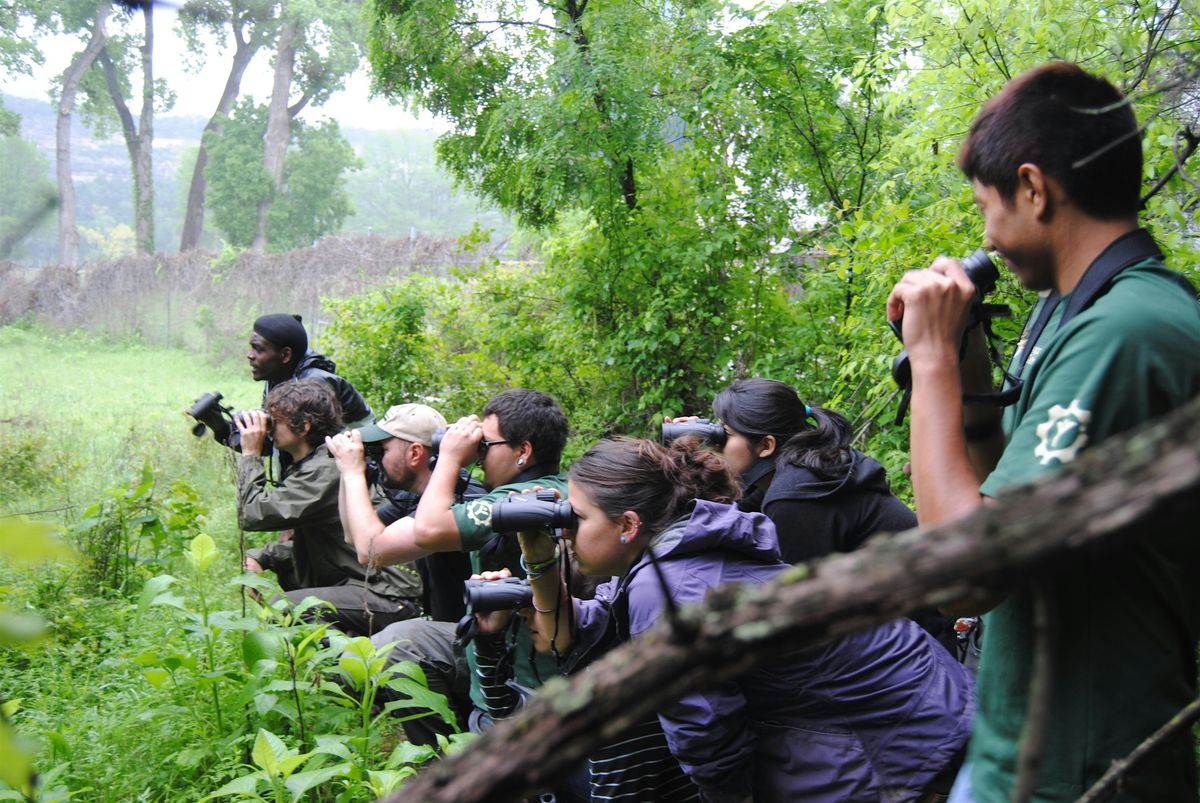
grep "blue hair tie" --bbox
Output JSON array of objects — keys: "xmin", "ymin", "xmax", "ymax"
[{"xmin": 804, "ymin": 404, "xmax": 813, "ymax": 420}]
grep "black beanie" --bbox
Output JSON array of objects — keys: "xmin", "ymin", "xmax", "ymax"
[{"xmin": 253, "ymin": 313, "xmax": 308, "ymax": 358}]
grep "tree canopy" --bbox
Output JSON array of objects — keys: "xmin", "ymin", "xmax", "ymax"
[
  {"xmin": 205, "ymin": 98, "xmax": 360, "ymax": 250},
  {"xmin": 361, "ymin": 0, "xmax": 1200, "ymax": 440}
]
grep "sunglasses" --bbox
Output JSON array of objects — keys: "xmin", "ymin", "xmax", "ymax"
[{"xmin": 478, "ymin": 438, "xmax": 513, "ymax": 454}]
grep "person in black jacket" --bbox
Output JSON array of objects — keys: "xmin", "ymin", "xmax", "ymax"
[
  {"xmin": 705, "ymin": 379, "xmax": 954, "ymax": 648},
  {"xmin": 248, "ymin": 313, "xmax": 373, "ymax": 427},
  {"xmin": 705, "ymin": 379, "xmax": 911, "ymax": 561}
]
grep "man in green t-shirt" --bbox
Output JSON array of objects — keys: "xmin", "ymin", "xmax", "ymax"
[
  {"xmin": 888, "ymin": 63, "xmax": 1200, "ymax": 802},
  {"xmin": 333, "ymin": 388, "xmax": 569, "ymax": 744}
]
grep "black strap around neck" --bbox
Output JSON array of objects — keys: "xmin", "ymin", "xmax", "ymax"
[{"xmin": 1008, "ymin": 228, "xmax": 1164, "ymax": 379}]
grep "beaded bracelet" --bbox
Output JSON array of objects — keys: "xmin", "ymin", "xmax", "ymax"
[{"xmin": 520, "ymin": 547, "xmax": 560, "ymax": 579}]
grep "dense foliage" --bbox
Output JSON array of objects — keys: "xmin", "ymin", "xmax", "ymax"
[
  {"xmin": 206, "ymin": 99, "xmax": 361, "ymax": 251},
  {"xmin": 354, "ymin": 0, "xmax": 1200, "ymax": 467},
  {"xmin": 0, "ymin": 329, "xmax": 461, "ymax": 800},
  {"xmin": 6, "ymin": 0, "xmax": 1200, "ymax": 799}
]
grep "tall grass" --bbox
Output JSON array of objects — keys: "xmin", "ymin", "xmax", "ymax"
[
  {"xmin": 0, "ymin": 323, "xmax": 258, "ymax": 526},
  {"xmin": 0, "ymin": 324, "xmax": 264, "ymax": 800}
]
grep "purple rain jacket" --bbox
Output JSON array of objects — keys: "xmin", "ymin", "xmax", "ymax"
[{"xmin": 568, "ymin": 500, "xmax": 975, "ymax": 803}]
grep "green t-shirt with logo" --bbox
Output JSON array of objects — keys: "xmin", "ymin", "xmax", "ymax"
[
  {"xmin": 452, "ymin": 472, "xmax": 568, "ymax": 710},
  {"xmin": 973, "ymin": 260, "xmax": 1200, "ymax": 802}
]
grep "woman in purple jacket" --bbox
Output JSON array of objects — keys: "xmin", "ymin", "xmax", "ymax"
[{"xmin": 518, "ymin": 438, "xmax": 973, "ymax": 803}]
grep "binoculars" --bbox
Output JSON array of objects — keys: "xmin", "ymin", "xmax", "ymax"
[
  {"xmin": 660, "ymin": 418, "xmax": 726, "ymax": 447},
  {"xmin": 490, "ymin": 489, "xmax": 576, "ymax": 534}
]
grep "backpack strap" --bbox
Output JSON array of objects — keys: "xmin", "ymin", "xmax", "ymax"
[{"xmin": 1009, "ymin": 228, "xmax": 1167, "ymax": 376}]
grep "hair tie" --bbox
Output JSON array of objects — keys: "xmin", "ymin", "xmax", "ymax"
[{"xmin": 804, "ymin": 404, "xmax": 813, "ymax": 420}]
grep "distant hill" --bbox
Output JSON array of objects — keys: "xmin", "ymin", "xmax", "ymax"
[{"xmin": 0, "ymin": 93, "xmax": 513, "ymax": 265}]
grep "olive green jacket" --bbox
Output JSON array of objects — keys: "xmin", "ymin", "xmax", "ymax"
[{"xmin": 237, "ymin": 445, "xmax": 421, "ymax": 600}]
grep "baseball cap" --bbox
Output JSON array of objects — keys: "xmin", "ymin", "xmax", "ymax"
[{"xmin": 357, "ymin": 403, "xmax": 446, "ymax": 446}]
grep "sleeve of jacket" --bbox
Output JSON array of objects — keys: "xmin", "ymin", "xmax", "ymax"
[
  {"xmin": 472, "ymin": 632, "xmax": 522, "ymax": 720},
  {"xmin": 237, "ymin": 454, "xmax": 339, "ymax": 532},
  {"xmin": 560, "ymin": 579, "xmax": 618, "ymax": 672},
  {"xmin": 330, "ymin": 376, "xmax": 373, "ymax": 425},
  {"xmin": 247, "ymin": 540, "xmax": 293, "ymax": 573}
]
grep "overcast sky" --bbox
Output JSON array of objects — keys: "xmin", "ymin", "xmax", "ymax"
[{"xmin": 2, "ymin": 5, "xmax": 446, "ymax": 133}]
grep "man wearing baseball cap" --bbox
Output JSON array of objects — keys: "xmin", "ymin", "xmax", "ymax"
[
  {"xmin": 335, "ymin": 403, "xmax": 484, "ymax": 622},
  {"xmin": 329, "ymin": 402, "xmax": 486, "ymax": 746}
]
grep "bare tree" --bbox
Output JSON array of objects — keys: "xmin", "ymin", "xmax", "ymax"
[
  {"xmin": 177, "ymin": 0, "xmax": 278, "ymax": 252},
  {"xmin": 249, "ymin": 16, "xmax": 297, "ymax": 251},
  {"xmin": 95, "ymin": 1, "xmax": 156, "ymax": 254},
  {"xmin": 56, "ymin": 3, "xmax": 111, "ymax": 267}
]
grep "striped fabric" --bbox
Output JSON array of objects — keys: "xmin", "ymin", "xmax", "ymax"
[
  {"xmin": 588, "ymin": 716, "xmax": 700, "ymax": 801},
  {"xmin": 473, "ymin": 633, "xmax": 521, "ymax": 720}
]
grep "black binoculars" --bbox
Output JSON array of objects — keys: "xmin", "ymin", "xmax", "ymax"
[
  {"xmin": 463, "ymin": 577, "xmax": 533, "ymax": 613},
  {"xmin": 890, "ymin": 249, "xmax": 1010, "ymax": 423},
  {"xmin": 490, "ymin": 490, "xmax": 576, "ymax": 534},
  {"xmin": 660, "ymin": 418, "xmax": 726, "ymax": 447},
  {"xmin": 187, "ymin": 391, "xmax": 273, "ymax": 453}
]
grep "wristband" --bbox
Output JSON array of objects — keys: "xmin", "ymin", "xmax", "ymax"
[
  {"xmin": 964, "ymin": 418, "xmax": 1002, "ymax": 442},
  {"xmin": 520, "ymin": 547, "xmax": 560, "ymax": 579}
]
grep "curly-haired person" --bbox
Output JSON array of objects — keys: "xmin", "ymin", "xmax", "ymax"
[{"xmin": 236, "ymin": 378, "xmax": 422, "ymax": 636}]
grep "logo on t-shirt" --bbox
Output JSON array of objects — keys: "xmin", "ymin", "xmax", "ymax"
[
  {"xmin": 465, "ymin": 498, "xmax": 493, "ymax": 527},
  {"xmin": 1034, "ymin": 399, "xmax": 1091, "ymax": 465}
]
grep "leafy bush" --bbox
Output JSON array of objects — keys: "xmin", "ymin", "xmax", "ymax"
[
  {"xmin": 0, "ymin": 422, "xmax": 73, "ymax": 504},
  {"xmin": 66, "ymin": 462, "xmax": 207, "ymax": 595}
]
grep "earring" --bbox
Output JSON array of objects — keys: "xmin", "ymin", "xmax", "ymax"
[
  {"xmin": 517, "ymin": 457, "xmax": 526, "ymax": 466},
  {"xmin": 619, "ymin": 535, "xmax": 628, "ymax": 544}
]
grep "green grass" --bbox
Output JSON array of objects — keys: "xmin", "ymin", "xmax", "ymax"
[
  {"xmin": 0, "ymin": 325, "xmax": 266, "ymax": 800},
  {"xmin": 0, "ymin": 324, "xmax": 260, "ymax": 524}
]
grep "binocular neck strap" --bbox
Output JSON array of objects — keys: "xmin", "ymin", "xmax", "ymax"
[{"xmin": 1011, "ymin": 228, "xmax": 1164, "ymax": 376}]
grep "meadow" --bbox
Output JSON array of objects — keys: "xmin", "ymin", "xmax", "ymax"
[{"xmin": 0, "ymin": 325, "xmax": 442, "ymax": 801}]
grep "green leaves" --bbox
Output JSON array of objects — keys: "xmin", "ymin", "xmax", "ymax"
[
  {"xmin": 205, "ymin": 100, "xmax": 360, "ymax": 251},
  {"xmin": 186, "ymin": 533, "xmax": 219, "ymax": 574}
]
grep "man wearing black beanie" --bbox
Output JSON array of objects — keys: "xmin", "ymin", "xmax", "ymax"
[{"xmin": 248, "ymin": 313, "xmax": 373, "ymax": 427}]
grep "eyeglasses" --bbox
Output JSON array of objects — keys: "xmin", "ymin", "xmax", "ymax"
[{"xmin": 478, "ymin": 438, "xmax": 513, "ymax": 455}]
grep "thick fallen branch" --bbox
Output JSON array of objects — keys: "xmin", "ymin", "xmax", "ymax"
[{"xmin": 382, "ymin": 392, "xmax": 1200, "ymax": 803}]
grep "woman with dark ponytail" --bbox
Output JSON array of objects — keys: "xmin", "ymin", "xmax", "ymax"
[
  {"xmin": 517, "ymin": 438, "xmax": 972, "ymax": 802},
  {"xmin": 710, "ymin": 378, "xmax": 917, "ymax": 563}
]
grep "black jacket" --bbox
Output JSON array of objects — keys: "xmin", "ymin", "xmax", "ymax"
[
  {"xmin": 375, "ymin": 471, "xmax": 485, "ymax": 622},
  {"xmin": 756, "ymin": 451, "xmax": 954, "ymax": 648},
  {"xmin": 263, "ymin": 350, "xmax": 374, "ymax": 425},
  {"xmin": 758, "ymin": 449, "xmax": 915, "ymax": 563}
]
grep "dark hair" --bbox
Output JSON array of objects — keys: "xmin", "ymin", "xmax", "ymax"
[
  {"xmin": 266, "ymin": 379, "xmax": 344, "ymax": 446},
  {"xmin": 712, "ymin": 378, "xmax": 853, "ymax": 480},
  {"xmin": 483, "ymin": 389, "xmax": 569, "ymax": 471},
  {"xmin": 713, "ymin": 379, "xmax": 807, "ymax": 445},
  {"xmin": 570, "ymin": 438, "xmax": 740, "ymax": 537},
  {"xmin": 957, "ymin": 62, "xmax": 1141, "ymax": 219}
]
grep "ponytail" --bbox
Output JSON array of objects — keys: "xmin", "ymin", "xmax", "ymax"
[
  {"xmin": 776, "ymin": 405, "xmax": 854, "ymax": 479},
  {"xmin": 711, "ymin": 378, "xmax": 854, "ymax": 480},
  {"xmin": 570, "ymin": 438, "xmax": 740, "ymax": 536}
]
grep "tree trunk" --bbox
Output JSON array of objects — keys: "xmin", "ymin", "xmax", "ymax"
[
  {"xmin": 250, "ymin": 18, "xmax": 298, "ymax": 252},
  {"xmin": 56, "ymin": 6, "xmax": 111, "ymax": 267},
  {"xmin": 136, "ymin": 1, "xmax": 153, "ymax": 254},
  {"xmin": 381, "ymin": 389, "xmax": 1200, "ymax": 803},
  {"xmin": 98, "ymin": 1, "xmax": 154, "ymax": 256},
  {"xmin": 178, "ymin": 27, "xmax": 258, "ymax": 252}
]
